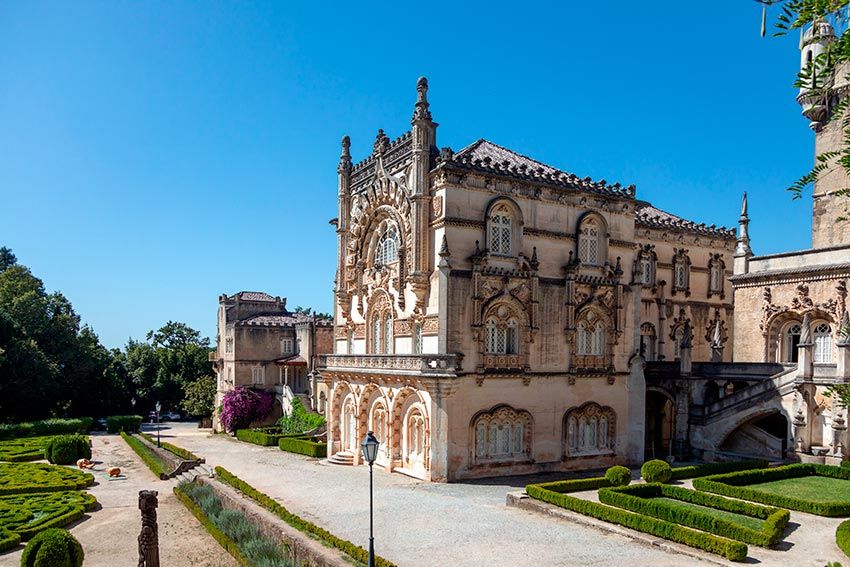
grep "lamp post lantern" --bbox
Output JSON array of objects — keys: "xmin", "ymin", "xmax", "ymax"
[
  {"xmin": 155, "ymin": 401, "xmax": 162, "ymax": 447},
  {"xmin": 361, "ymin": 431, "xmax": 379, "ymax": 567},
  {"xmin": 131, "ymin": 397, "xmax": 136, "ymax": 413}
]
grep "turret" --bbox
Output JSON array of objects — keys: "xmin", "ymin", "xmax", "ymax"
[
  {"xmin": 798, "ymin": 19, "xmax": 836, "ymax": 129},
  {"xmin": 336, "ymin": 136, "xmax": 352, "ymax": 307},
  {"xmin": 733, "ymin": 192, "xmax": 752, "ymax": 275}
]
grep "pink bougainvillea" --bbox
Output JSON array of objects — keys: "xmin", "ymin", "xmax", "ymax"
[{"xmin": 220, "ymin": 387, "xmax": 275, "ymax": 433}]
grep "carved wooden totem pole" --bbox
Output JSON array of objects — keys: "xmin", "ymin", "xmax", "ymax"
[{"xmin": 138, "ymin": 490, "xmax": 160, "ymax": 567}]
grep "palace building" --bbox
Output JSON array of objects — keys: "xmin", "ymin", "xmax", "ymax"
[{"xmin": 318, "ymin": 78, "xmax": 736, "ymax": 481}]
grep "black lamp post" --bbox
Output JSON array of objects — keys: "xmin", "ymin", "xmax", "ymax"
[
  {"xmin": 361, "ymin": 431, "xmax": 379, "ymax": 567},
  {"xmin": 155, "ymin": 401, "xmax": 162, "ymax": 447}
]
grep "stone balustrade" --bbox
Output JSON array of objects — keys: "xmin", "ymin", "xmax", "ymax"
[{"xmin": 318, "ymin": 353, "xmax": 462, "ymax": 375}]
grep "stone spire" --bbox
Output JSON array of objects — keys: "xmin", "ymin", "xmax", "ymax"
[
  {"xmin": 338, "ymin": 135, "xmax": 352, "ymax": 175},
  {"xmin": 735, "ymin": 192, "xmax": 752, "ymax": 258},
  {"xmin": 412, "ymin": 76, "xmax": 432, "ymax": 122}
]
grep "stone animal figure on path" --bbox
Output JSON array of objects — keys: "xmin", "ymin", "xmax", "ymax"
[{"xmin": 138, "ymin": 490, "xmax": 160, "ymax": 567}]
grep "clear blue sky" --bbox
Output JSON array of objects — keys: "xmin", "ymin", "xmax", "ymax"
[{"xmin": 0, "ymin": 2, "xmax": 816, "ymax": 348}]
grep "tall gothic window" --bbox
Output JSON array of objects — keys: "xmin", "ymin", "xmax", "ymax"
[
  {"xmin": 640, "ymin": 256, "xmax": 654, "ymax": 285},
  {"xmin": 374, "ymin": 222, "xmax": 400, "ymax": 266},
  {"xmin": 708, "ymin": 254, "xmax": 725, "ymax": 297},
  {"xmin": 640, "ymin": 323, "xmax": 657, "ymax": 361},
  {"xmin": 383, "ymin": 315, "xmax": 393, "ymax": 354},
  {"xmin": 472, "ymin": 406, "xmax": 532, "ymax": 464},
  {"xmin": 412, "ymin": 323, "xmax": 423, "ymax": 355},
  {"xmin": 673, "ymin": 326, "xmax": 684, "ymax": 360},
  {"xmin": 488, "ymin": 206, "xmax": 513, "ymax": 256},
  {"xmin": 371, "ymin": 316, "xmax": 382, "ymax": 354},
  {"xmin": 672, "ymin": 249, "xmax": 691, "ymax": 295},
  {"xmin": 564, "ymin": 403, "xmax": 616, "ymax": 457},
  {"xmin": 578, "ymin": 216, "xmax": 606, "ymax": 266},
  {"xmin": 784, "ymin": 324, "xmax": 801, "ymax": 363},
  {"xmin": 814, "ymin": 323, "xmax": 833, "ymax": 363}
]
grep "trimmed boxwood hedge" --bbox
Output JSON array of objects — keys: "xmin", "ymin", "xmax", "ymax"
[
  {"xmin": 215, "ymin": 466, "xmax": 398, "ymax": 567},
  {"xmin": 0, "ymin": 463, "xmax": 93, "ymax": 496},
  {"xmin": 838, "ymin": 518, "xmax": 850, "ymax": 559},
  {"xmin": 525, "ymin": 480, "xmax": 747, "ymax": 561},
  {"xmin": 693, "ymin": 463, "xmax": 850, "ymax": 516},
  {"xmin": 278, "ymin": 436, "xmax": 327, "ymax": 458},
  {"xmin": 671, "ymin": 460, "xmax": 769, "ymax": 481},
  {"xmin": 599, "ymin": 483, "xmax": 789, "ymax": 547},
  {"xmin": 0, "ymin": 419, "xmax": 91, "ymax": 440},
  {"xmin": 236, "ymin": 428, "xmax": 291, "ymax": 447},
  {"xmin": 138, "ymin": 432, "xmax": 201, "ymax": 461},
  {"xmin": 641, "ymin": 459, "xmax": 672, "ymax": 483},
  {"xmin": 44, "ymin": 435, "xmax": 91, "ymax": 465},
  {"xmin": 0, "ymin": 490, "xmax": 97, "ymax": 540},
  {"xmin": 20, "ymin": 527, "xmax": 84, "ymax": 567},
  {"xmin": 0, "ymin": 525, "xmax": 20, "ymax": 553},
  {"xmin": 120, "ymin": 432, "xmax": 169, "ymax": 479},
  {"xmin": 173, "ymin": 485, "xmax": 252, "ymax": 565},
  {"xmin": 530, "ymin": 476, "xmax": 612, "ymax": 493},
  {"xmin": 0, "ymin": 436, "xmax": 54, "ymax": 462},
  {"xmin": 106, "ymin": 415, "xmax": 142, "ymax": 433},
  {"xmin": 604, "ymin": 466, "xmax": 632, "ymax": 487}
]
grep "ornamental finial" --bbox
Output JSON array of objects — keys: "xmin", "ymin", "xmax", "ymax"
[
  {"xmin": 373, "ymin": 129, "xmax": 390, "ymax": 156},
  {"xmin": 412, "ymin": 76, "xmax": 432, "ymax": 122},
  {"xmin": 338, "ymin": 135, "xmax": 351, "ymax": 173}
]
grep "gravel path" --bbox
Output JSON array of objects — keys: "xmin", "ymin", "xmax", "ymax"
[
  {"xmin": 162, "ymin": 422, "xmax": 710, "ymax": 567},
  {"xmin": 0, "ymin": 433, "xmax": 237, "ymax": 567}
]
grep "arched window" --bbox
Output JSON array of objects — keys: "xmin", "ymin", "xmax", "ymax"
[
  {"xmin": 578, "ymin": 216, "xmax": 606, "ymax": 266},
  {"xmin": 673, "ymin": 326, "xmax": 684, "ymax": 360},
  {"xmin": 564, "ymin": 402, "xmax": 616, "ymax": 456},
  {"xmin": 412, "ymin": 323, "xmax": 423, "ymax": 355},
  {"xmin": 640, "ymin": 323, "xmax": 657, "ymax": 361},
  {"xmin": 814, "ymin": 323, "xmax": 833, "ymax": 363},
  {"xmin": 374, "ymin": 223, "xmax": 400, "ymax": 266},
  {"xmin": 485, "ymin": 316, "xmax": 519, "ymax": 355},
  {"xmin": 708, "ymin": 254, "xmax": 725, "ymax": 298},
  {"xmin": 488, "ymin": 206, "xmax": 513, "ymax": 256},
  {"xmin": 710, "ymin": 264, "xmax": 723, "ymax": 293},
  {"xmin": 576, "ymin": 316, "xmax": 605, "ymax": 356},
  {"xmin": 672, "ymin": 249, "xmax": 691, "ymax": 295},
  {"xmin": 404, "ymin": 407, "xmax": 426, "ymax": 468},
  {"xmin": 371, "ymin": 316, "xmax": 382, "ymax": 354},
  {"xmin": 784, "ymin": 324, "xmax": 801, "ymax": 363},
  {"xmin": 383, "ymin": 315, "xmax": 393, "ymax": 354},
  {"xmin": 370, "ymin": 402, "xmax": 388, "ymax": 463},
  {"xmin": 640, "ymin": 256, "xmax": 654, "ymax": 285},
  {"xmin": 675, "ymin": 264, "xmax": 687, "ymax": 288},
  {"xmin": 472, "ymin": 406, "xmax": 532, "ymax": 464}
]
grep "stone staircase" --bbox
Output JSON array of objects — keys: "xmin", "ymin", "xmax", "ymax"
[
  {"xmin": 327, "ymin": 451, "xmax": 354, "ymax": 466},
  {"xmin": 175, "ymin": 463, "xmax": 215, "ymax": 483}
]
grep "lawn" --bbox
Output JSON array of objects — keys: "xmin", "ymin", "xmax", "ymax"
[
  {"xmin": 655, "ymin": 497, "xmax": 765, "ymax": 531},
  {"xmin": 743, "ymin": 475, "xmax": 850, "ymax": 503},
  {"xmin": 0, "ymin": 436, "xmax": 52, "ymax": 462}
]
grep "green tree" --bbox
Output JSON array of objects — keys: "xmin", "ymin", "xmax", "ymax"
[
  {"xmin": 0, "ymin": 247, "xmax": 16, "ymax": 272},
  {"xmin": 181, "ymin": 375, "xmax": 216, "ymax": 417}
]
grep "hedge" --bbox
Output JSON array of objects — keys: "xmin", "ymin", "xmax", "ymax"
[
  {"xmin": 20, "ymin": 527, "xmax": 84, "ymax": 567},
  {"xmin": 599, "ymin": 483, "xmax": 788, "ymax": 547},
  {"xmin": 0, "ymin": 525, "xmax": 20, "ymax": 553},
  {"xmin": 120, "ymin": 432, "xmax": 169, "ymax": 479},
  {"xmin": 0, "ymin": 490, "xmax": 97, "ymax": 540},
  {"xmin": 0, "ymin": 419, "xmax": 92, "ymax": 440},
  {"xmin": 839, "ymin": 519, "xmax": 850, "ymax": 559},
  {"xmin": 531, "ymin": 476, "xmax": 612, "ymax": 493},
  {"xmin": 0, "ymin": 463, "xmax": 93, "ymax": 496},
  {"xmin": 44, "ymin": 435, "xmax": 91, "ymax": 465},
  {"xmin": 215, "ymin": 467, "xmax": 398, "ymax": 567},
  {"xmin": 525, "ymin": 481, "xmax": 748, "ymax": 561},
  {"xmin": 278, "ymin": 436, "xmax": 327, "ymax": 458},
  {"xmin": 693, "ymin": 463, "xmax": 850, "ymax": 516},
  {"xmin": 236, "ymin": 429, "xmax": 291, "ymax": 447},
  {"xmin": 0, "ymin": 436, "xmax": 54, "ymax": 462},
  {"xmin": 173, "ymin": 485, "xmax": 252, "ymax": 566},
  {"xmin": 641, "ymin": 459, "xmax": 673, "ymax": 483},
  {"xmin": 671, "ymin": 460, "xmax": 769, "ymax": 481},
  {"xmin": 106, "ymin": 415, "xmax": 142, "ymax": 433},
  {"xmin": 138, "ymin": 432, "xmax": 201, "ymax": 461}
]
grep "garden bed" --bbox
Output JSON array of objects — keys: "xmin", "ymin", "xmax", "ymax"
[
  {"xmin": 599, "ymin": 483, "xmax": 788, "ymax": 546},
  {"xmin": 0, "ymin": 462, "xmax": 93, "ymax": 495},
  {"xmin": 120, "ymin": 432, "xmax": 171, "ymax": 479},
  {"xmin": 693, "ymin": 463, "xmax": 850, "ymax": 516},
  {"xmin": 0, "ymin": 437, "xmax": 54, "ymax": 462},
  {"xmin": 0, "ymin": 490, "xmax": 97, "ymax": 541}
]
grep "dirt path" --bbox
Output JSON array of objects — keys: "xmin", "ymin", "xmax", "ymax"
[{"xmin": 0, "ymin": 433, "xmax": 237, "ymax": 567}]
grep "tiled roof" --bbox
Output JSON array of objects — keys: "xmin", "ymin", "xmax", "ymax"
[
  {"xmin": 236, "ymin": 312, "xmax": 315, "ymax": 327},
  {"xmin": 440, "ymin": 139, "xmax": 636, "ymax": 198},
  {"xmin": 635, "ymin": 202, "xmax": 735, "ymax": 239},
  {"xmin": 235, "ymin": 291, "xmax": 278, "ymax": 302}
]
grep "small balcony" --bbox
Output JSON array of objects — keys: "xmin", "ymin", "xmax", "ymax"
[
  {"xmin": 317, "ymin": 354, "xmax": 463, "ymax": 376},
  {"xmin": 482, "ymin": 353, "xmax": 527, "ymax": 370}
]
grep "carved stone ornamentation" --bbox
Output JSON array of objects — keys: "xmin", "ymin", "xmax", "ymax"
[{"xmin": 138, "ymin": 490, "xmax": 160, "ymax": 567}]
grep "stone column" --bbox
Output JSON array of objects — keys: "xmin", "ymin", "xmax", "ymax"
[
  {"xmin": 673, "ymin": 381, "xmax": 691, "ymax": 461},
  {"xmin": 679, "ymin": 321, "xmax": 693, "ymax": 377},
  {"xmin": 797, "ymin": 313, "xmax": 814, "ymax": 380},
  {"xmin": 427, "ymin": 384, "xmax": 451, "ymax": 482},
  {"xmin": 626, "ymin": 354, "xmax": 646, "ymax": 463}
]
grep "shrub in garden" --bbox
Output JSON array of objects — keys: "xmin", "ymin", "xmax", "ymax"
[
  {"xmin": 278, "ymin": 436, "xmax": 327, "ymax": 458},
  {"xmin": 838, "ymin": 519, "xmax": 850, "ymax": 559},
  {"xmin": 44, "ymin": 436, "xmax": 91, "ymax": 466},
  {"xmin": 220, "ymin": 388, "xmax": 275, "ymax": 434},
  {"xmin": 105, "ymin": 415, "xmax": 142, "ymax": 433},
  {"xmin": 604, "ymin": 465, "xmax": 632, "ymax": 487},
  {"xmin": 641, "ymin": 459, "xmax": 672, "ymax": 484},
  {"xmin": 20, "ymin": 528, "xmax": 84, "ymax": 567},
  {"xmin": 276, "ymin": 398, "xmax": 325, "ymax": 434}
]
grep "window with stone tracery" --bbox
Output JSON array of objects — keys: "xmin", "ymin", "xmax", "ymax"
[
  {"xmin": 640, "ymin": 323, "xmax": 657, "ymax": 361},
  {"xmin": 488, "ymin": 206, "xmax": 513, "ymax": 256},
  {"xmin": 814, "ymin": 323, "xmax": 833, "ymax": 363},
  {"xmin": 640, "ymin": 256, "xmax": 654, "ymax": 285},
  {"xmin": 672, "ymin": 250, "xmax": 691, "ymax": 294},
  {"xmin": 564, "ymin": 403, "xmax": 616, "ymax": 457},
  {"xmin": 472, "ymin": 406, "xmax": 532, "ymax": 464},
  {"xmin": 405, "ymin": 408, "xmax": 425, "ymax": 466},
  {"xmin": 708, "ymin": 255, "xmax": 725, "ymax": 297},
  {"xmin": 374, "ymin": 222, "xmax": 400, "ymax": 266},
  {"xmin": 576, "ymin": 312, "xmax": 606, "ymax": 356},
  {"xmin": 577, "ymin": 215, "xmax": 607, "ymax": 267},
  {"xmin": 485, "ymin": 313, "xmax": 519, "ymax": 355},
  {"xmin": 383, "ymin": 315, "xmax": 393, "ymax": 354},
  {"xmin": 783, "ymin": 323, "xmax": 801, "ymax": 363},
  {"xmin": 673, "ymin": 326, "xmax": 684, "ymax": 360}
]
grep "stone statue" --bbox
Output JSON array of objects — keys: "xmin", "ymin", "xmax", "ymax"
[
  {"xmin": 680, "ymin": 320, "xmax": 693, "ymax": 349},
  {"xmin": 138, "ymin": 490, "xmax": 160, "ymax": 567}
]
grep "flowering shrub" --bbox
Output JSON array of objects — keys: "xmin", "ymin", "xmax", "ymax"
[{"xmin": 220, "ymin": 388, "xmax": 274, "ymax": 434}]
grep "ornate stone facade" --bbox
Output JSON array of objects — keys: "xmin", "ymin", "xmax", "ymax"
[{"xmin": 319, "ymin": 78, "xmax": 735, "ymax": 481}]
